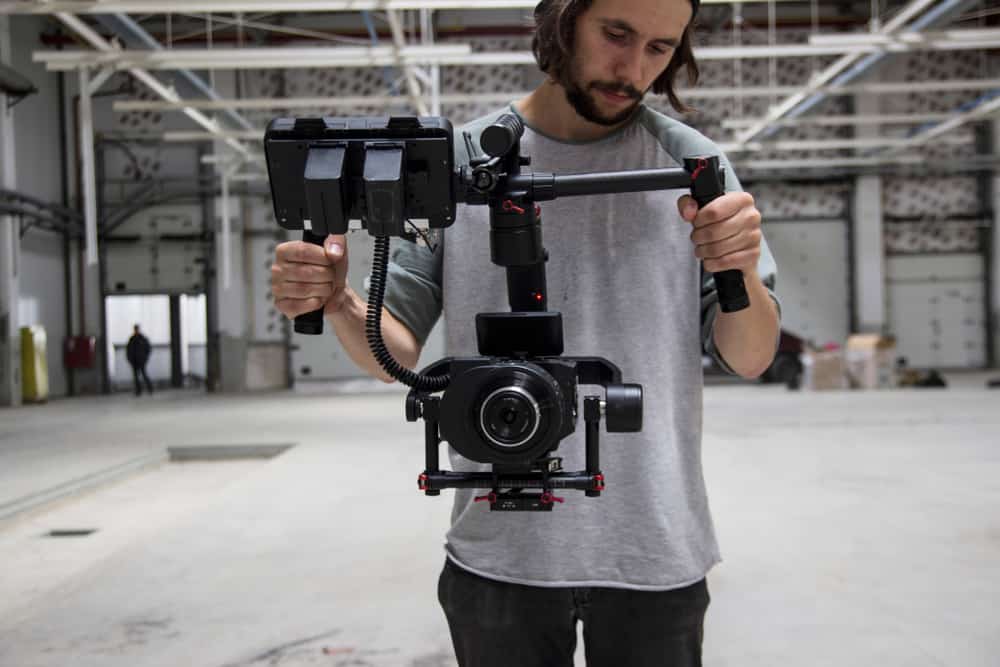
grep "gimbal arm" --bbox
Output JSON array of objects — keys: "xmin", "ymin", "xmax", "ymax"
[{"xmin": 463, "ymin": 156, "xmax": 750, "ymax": 314}]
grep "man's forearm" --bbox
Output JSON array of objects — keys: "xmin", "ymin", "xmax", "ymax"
[
  {"xmin": 327, "ymin": 285, "xmax": 421, "ymax": 383},
  {"xmin": 712, "ymin": 271, "xmax": 780, "ymax": 379}
]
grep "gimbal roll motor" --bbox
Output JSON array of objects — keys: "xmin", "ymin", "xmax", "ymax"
[{"xmin": 264, "ymin": 112, "xmax": 745, "ymax": 511}]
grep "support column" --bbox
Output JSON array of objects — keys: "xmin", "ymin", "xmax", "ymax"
[
  {"xmin": 0, "ymin": 15, "xmax": 22, "ymax": 407},
  {"xmin": 208, "ymin": 69, "xmax": 248, "ymax": 393},
  {"xmin": 198, "ymin": 146, "xmax": 220, "ymax": 392},
  {"xmin": 78, "ymin": 68, "xmax": 99, "ymax": 268},
  {"xmin": 990, "ymin": 118, "xmax": 1000, "ymax": 368},
  {"xmin": 854, "ymin": 176, "xmax": 886, "ymax": 333},
  {"xmin": 214, "ymin": 163, "xmax": 247, "ymax": 392},
  {"xmin": 852, "ymin": 89, "xmax": 886, "ymax": 334},
  {"xmin": 74, "ymin": 66, "xmax": 112, "ymax": 394},
  {"xmin": 169, "ymin": 294, "xmax": 183, "ymax": 387},
  {"xmin": 215, "ymin": 167, "xmax": 247, "ymax": 393}
]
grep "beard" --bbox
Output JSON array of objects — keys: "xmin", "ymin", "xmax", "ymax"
[{"xmin": 560, "ymin": 65, "xmax": 646, "ymax": 127}]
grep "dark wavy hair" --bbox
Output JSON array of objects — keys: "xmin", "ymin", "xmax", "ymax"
[{"xmin": 531, "ymin": 0, "xmax": 699, "ymax": 113}]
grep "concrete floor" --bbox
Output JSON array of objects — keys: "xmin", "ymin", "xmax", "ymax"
[{"xmin": 0, "ymin": 373, "xmax": 998, "ymax": 666}]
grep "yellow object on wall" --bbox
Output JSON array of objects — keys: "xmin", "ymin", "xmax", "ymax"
[{"xmin": 21, "ymin": 326, "xmax": 49, "ymax": 403}]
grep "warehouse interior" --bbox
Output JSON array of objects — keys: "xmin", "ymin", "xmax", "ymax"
[{"xmin": 0, "ymin": 0, "xmax": 998, "ymax": 665}]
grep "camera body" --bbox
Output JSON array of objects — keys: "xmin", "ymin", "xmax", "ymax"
[{"xmin": 439, "ymin": 356, "xmax": 577, "ymax": 466}]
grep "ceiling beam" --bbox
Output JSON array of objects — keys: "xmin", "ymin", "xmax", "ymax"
[
  {"xmin": 148, "ymin": 131, "xmax": 973, "ymax": 154},
  {"xmin": 0, "ymin": 0, "xmax": 800, "ymax": 14},
  {"xmin": 34, "ymin": 43, "xmax": 475, "ymax": 70},
  {"xmin": 109, "ymin": 79, "xmax": 1000, "ymax": 113}
]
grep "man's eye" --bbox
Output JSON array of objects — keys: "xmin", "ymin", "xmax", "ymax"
[
  {"xmin": 605, "ymin": 30, "xmax": 627, "ymax": 42},
  {"xmin": 650, "ymin": 46, "xmax": 669, "ymax": 55}
]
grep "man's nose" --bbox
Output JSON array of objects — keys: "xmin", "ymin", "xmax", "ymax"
[{"xmin": 612, "ymin": 45, "xmax": 644, "ymax": 90}]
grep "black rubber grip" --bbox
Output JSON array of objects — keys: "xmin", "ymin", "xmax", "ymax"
[
  {"xmin": 683, "ymin": 156, "xmax": 750, "ymax": 313},
  {"xmin": 293, "ymin": 230, "xmax": 327, "ymax": 335}
]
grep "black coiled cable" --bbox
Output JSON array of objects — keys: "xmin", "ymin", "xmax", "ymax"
[{"xmin": 366, "ymin": 236, "xmax": 450, "ymax": 392}]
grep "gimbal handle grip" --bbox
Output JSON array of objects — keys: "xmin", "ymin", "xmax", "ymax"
[
  {"xmin": 294, "ymin": 230, "xmax": 327, "ymax": 335},
  {"xmin": 684, "ymin": 157, "xmax": 750, "ymax": 313}
]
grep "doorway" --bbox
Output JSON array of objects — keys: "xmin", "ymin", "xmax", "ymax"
[{"xmin": 104, "ymin": 293, "xmax": 206, "ymax": 392}]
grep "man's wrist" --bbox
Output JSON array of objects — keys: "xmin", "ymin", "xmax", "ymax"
[{"xmin": 327, "ymin": 284, "xmax": 366, "ymax": 325}]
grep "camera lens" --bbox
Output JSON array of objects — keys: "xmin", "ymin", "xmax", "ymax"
[{"xmin": 479, "ymin": 386, "xmax": 540, "ymax": 449}]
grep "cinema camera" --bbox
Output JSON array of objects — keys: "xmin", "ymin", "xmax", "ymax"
[{"xmin": 264, "ymin": 114, "xmax": 748, "ymax": 512}]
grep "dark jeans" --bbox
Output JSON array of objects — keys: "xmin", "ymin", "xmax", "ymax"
[
  {"xmin": 131, "ymin": 364, "xmax": 153, "ymax": 395},
  {"xmin": 438, "ymin": 558, "xmax": 710, "ymax": 667}
]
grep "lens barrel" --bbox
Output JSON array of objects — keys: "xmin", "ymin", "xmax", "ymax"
[{"xmin": 479, "ymin": 385, "xmax": 541, "ymax": 448}]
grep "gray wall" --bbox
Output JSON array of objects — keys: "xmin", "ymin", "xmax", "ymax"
[
  {"xmin": 11, "ymin": 16, "xmax": 62, "ymax": 205},
  {"xmin": 11, "ymin": 15, "xmax": 70, "ymax": 398}
]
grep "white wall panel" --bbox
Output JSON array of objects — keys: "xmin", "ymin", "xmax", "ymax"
[
  {"xmin": 104, "ymin": 204, "xmax": 206, "ymax": 294},
  {"xmin": 760, "ymin": 220, "xmax": 851, "ymax": 348},
  {"xmin": 887, "ymin": 254, "xmax": 986, "ymax": 369}
]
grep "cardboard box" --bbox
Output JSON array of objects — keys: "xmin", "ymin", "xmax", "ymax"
[
  {"xmin": 801, "ymin": 347, "xmax": 847, "ymax": 391},
  {"xmin": 845, "ymin": 334, "xmax": 897, "ymax": 390}
]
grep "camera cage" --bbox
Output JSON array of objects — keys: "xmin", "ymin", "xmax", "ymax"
[{"xmin": 264, "ymin": 113, "xmax": 746, "ymax": 511}]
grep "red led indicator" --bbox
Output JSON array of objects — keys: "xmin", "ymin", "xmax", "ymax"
[{"xmin": 534, "ymin": 292, "xmax": 544, "ymax": 302}]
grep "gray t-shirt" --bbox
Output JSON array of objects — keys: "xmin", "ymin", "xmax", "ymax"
[{"xmin": 383, "ymin": 103, "xmax": 780, "ymax": 591}]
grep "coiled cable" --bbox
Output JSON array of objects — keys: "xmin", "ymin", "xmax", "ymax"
[{"xmin": 366, "ymin": 236, "xmax": 450, "ymax": 391}]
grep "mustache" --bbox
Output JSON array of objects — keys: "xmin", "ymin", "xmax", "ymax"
[{"xmin": 590, "ymin": 82, "xmax": 642, "ymax": 99}]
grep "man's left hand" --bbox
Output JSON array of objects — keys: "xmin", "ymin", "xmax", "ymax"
[{"xmin": 677, "ymin": 191, "xmax": 762, "ymax": 275}]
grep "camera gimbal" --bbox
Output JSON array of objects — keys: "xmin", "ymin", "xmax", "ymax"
[{"xmin": 264, "ymin": 113, "xmax": 747, "ymax": 511}]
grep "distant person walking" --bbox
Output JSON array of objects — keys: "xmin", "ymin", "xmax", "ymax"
[{"xmin": 126, "ymin": 324, "xmax": 154, "ymax": 396}]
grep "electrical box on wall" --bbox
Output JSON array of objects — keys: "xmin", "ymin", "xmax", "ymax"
[{"xmin": 64, "ymin": 335, "xmax": 97, "ymax": 369}]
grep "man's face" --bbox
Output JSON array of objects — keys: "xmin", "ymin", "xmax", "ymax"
[{"xmin": 562, "ymin": 0, "xmax": 691, "ymax": 126}]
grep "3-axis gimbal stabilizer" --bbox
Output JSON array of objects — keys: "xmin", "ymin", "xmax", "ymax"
[{"xmin": 264, "ymin": 113, "xmax": 748, "ymax": 511}]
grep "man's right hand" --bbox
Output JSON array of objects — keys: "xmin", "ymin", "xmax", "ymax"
[{"xmin": 271, "ymin": 234, "xmax": 350, "ymax": 319}]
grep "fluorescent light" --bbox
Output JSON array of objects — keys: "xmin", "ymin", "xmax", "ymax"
[{"xmin": 35, "ymin": 44, "xmax": 475, "ymax": 71}]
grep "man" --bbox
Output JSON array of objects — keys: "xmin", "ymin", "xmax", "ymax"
[
  {"xmin": 271, "ymin": 0, "xmax": 781, "ymax": 663},
  {"xmin": 126, "ymin": 324, "xmax": 153, "ymax": 396}
]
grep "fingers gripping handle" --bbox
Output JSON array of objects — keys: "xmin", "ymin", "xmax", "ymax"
[
  {"xmin": 683, "ymin": 157, "xmax": 750, "ymax": 313},
  {"xmin": 294, "ymin": 230, "xmax": 327, "ymax": 335}
]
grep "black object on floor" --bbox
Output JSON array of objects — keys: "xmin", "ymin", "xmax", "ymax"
[{"xmin": 914, "ymin": 370, "xmax": 947, "ymax": 388}]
